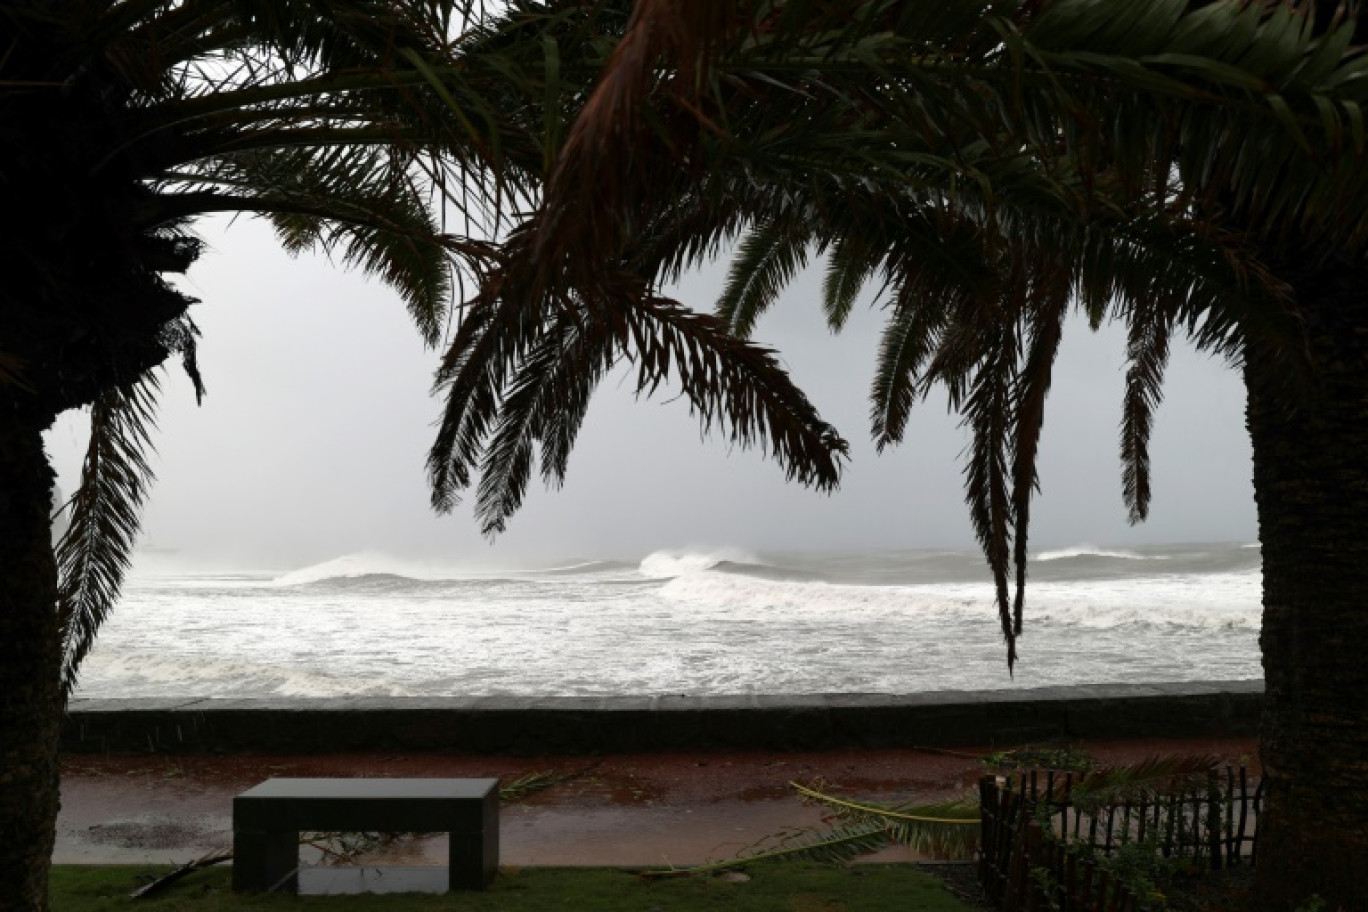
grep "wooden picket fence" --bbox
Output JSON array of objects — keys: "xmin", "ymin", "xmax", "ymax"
[{"xmin": 978, "ymin": 766, "xmax": 1263, "ymax": 912}]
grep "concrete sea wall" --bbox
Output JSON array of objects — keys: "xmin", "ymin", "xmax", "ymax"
[{"xmin": 62, "ymin": 681, "xmax": 1263, "ymax": 754}]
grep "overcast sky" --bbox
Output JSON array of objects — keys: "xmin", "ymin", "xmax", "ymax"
[{"xmin": 46, "ymin": 216, "xmax": 1257, "ymax": 572}]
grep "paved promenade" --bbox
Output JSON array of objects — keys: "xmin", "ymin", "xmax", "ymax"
[
  {"xmin": 58, "ymin": 735, "xmax": 1258, "ymax": 869},
  {"xmin": 57, "ymin": 681, "xmax": 1263, "ymax": 873}
]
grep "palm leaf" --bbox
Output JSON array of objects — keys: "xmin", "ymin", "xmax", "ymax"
[
  {"xmin": 498, "ymin": 765, "xmax": 599, "ymax": 803},
  {"xmin": 55, "ymin": 376, "xmax": 161, "ymax": 700},
  {"xmin": 961, "ymin": 317, "xmax": 1020, "ymax": 663},
  {"xmin": 1120, "ymin": 297, "xmax": 1173, "ymax": 525},
  {"xmin": 430, "ymin": 248, "xmax": 849, "ymax": 534},
  {"xmin": 821, "ymin": 234, "xmax": 881, "ymax": 332},
  {"xmin": 717, "ymin": 219, "xmax": 813, "ymax": 337},
  {"xmin": 1066, "ymin": 754, "xmax": 1224, "ymax": 811},
  {"xmin": 638, "ymin": 822, "xmax": 893, "ymax": 879},
  {"xmin": 471, "ymin": 305, "xmax": 618, "ymax": 534},
  {"xmin": 790, "ymin": 781, "xmax": 981, "ymax": 859},
  {"xmin": 1010, "ymin": 272, "xmax": 1070, "ymax": 633},
  {"xmin": 0, "ymin": 351, "xmax": 33, "ymax": 392}
]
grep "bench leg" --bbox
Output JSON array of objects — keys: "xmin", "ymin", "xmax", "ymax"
[
  {"xmin": 448, "ymin": 788, "xmax": 499, "ymax": 889},
  {"xmin": 448, "ymin": 831, "xmax": 497, "ymax": 889},
  {"xmin": 233, "ymin": 828, "xmax": 299, "ymax": 893}
]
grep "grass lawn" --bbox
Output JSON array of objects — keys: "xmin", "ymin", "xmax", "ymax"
[{"xmin": 51, "ymin": 863, "xmax": 977, "ymax": 911}]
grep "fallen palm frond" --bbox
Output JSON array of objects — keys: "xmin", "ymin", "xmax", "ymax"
[
  {"xmin": 128, "ymin": 847, "xmax": 233, "ymax": 899},
  {"xmin": 639, "ymin": 822, "xmax": 894, "ymax": 878},
  {"xmin": 303, "ymin": 831, "xmax": 405, "ymax": 865},
  {"xmin": 130, "ymin": 830, "xmax": 403, "ymax": 899},
  {"xmin": 131, "ymin": 830, "xmax": 416, "ymax": 900},
  {"xmin": 499, "ymin": 765, "xmax": 600, "ymax": 803},
  {"xmin": 791, "ymin": 782, "xmax": 981, "ymax": 859},
  {"xmin": 640, "ymin": 780, "xmax": 981, "ymax": 879}
]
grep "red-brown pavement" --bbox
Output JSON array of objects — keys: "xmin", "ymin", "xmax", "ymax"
[{"xmin": 56, "ymin": 737, "xmax": 1258, "ymax": 869}]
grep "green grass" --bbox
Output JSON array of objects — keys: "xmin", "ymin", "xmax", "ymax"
[{"xmin": 52, "ymin": 864, "xmax": 975, "ymax": 911}]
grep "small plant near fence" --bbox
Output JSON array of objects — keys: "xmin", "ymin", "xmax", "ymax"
[
  {"xmin": 983, "ymin": 745, "xmax": 1097, "ymax": 775},
  {"xmin": 979, "ymin": 757, "xmax": 1262, "ymax": 911}
]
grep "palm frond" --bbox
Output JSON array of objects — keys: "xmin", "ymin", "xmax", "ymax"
[
  {"xmin": 430, "ymin": 249, "xmax": 849, "ymax": 534},
  {"xmin": 639, "ymin": 822, "xmax": 893, "ymax": 878},
  {"xmin": 717, "ymin": 220, "xmax": 812, "ymax": 337},
  {"xmin": 821, "ymin": 235, "xmax": 881, "ymax": 332},
  {"xmin": 960, "ymin": 318, "xmax": 1020, "ymax": 665},
  {"xmin": 536, "ymin": 0, "xmax": 1368, "ymax": 267},
  {"xmin": 471, "ymin": 305, "xmax": 618, "ymax": 534},
  {"xmin": 869, "ymin": 227, "xmax": 1002, "ymax": 449},
  {"xmin": 498, "ymin": 764, "xmax": 599, "ymax": 803},
  {"xmin": 427, "ymin": 280, "xmax": 520, "ymax": 514},
  {"xmin": 1067, "ymin": 755, "xmax": 1224, "ymax": 812},
  {"xmin": 791, "ymin": 781, "xmax": 982, "ymax": 859},
  {"xmin": 164, "ymin": 144, "xmax": 469, "ymax": 346},
  {"xmin": 1120, "ymin": 298, "xmax": 1173, "ymax": 525},
  {"xmin": 55, "ymin": 375, "xmax": 161, "ymax": 701},
  {"xmin": 0, "ymin": 351, "xmax": 33, "ymax": 392},
  {"xmin": 868, "ymin": 289, "xmax": 946, "ymax": 452},
  {"xmin": 626, "ymin": 292, "xmax": 849, "ymax": 491},
  {"xmin": 160, "ymin": 312, "xmax": 206, "ymax": 404},
  {"xmin": 1010, "ymin": 272, "xmax": 1070, "ymax": 633}
]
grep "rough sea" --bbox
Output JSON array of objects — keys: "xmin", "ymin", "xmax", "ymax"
[{"xmin": 74, "ymin": 543, "xmax": 1263, "ymax": 699}]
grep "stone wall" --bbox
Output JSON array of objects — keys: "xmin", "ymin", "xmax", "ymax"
[{"xmin": 62, "ymin": 681, "xmax": 1262, "ymax": 755}]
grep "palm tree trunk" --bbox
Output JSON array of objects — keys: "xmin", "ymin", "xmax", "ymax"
[
  {"xmin": 1246, "ymin": 258, "xmax": 1368, "ymax": 911},
  {"xmin": 0, "ymin": 407, "xmax": 62, "ymax": 912}
]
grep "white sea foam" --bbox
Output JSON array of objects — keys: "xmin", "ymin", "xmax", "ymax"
[
  {"xmin": 658, "ymin": 568, "xmax": 1260, "ymax": 630},
  {"xmin": 74, "ymin": 544, "xmax": 1264, "ymax": 699},
  {"xmin": 659, "ymin": 572, "xmax": 983, "ymax": 618},
  {"xmin": 1026, "ymin": 573, "xmax": 1260, "ymax": 630},
  {"xmin": 637, "ymin": 548, "xmax": 761, "ymax": 579},
  {"xmin": 80, "ymin": 650, "xmax": 404, "ymax": 698}
]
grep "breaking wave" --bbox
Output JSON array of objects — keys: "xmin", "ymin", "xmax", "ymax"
[
  {"xmin": 637, "ymin": 548, "xmax": 762, "ymax": 579},
  {"xmin": 273, "ymin": 553, "xmax": 450, "ymax": 586},
  {"xmin": 1034, "ymin": 545, "xmax": 1157, "ymax": 562},
  {"xmin": 272, "ymin": 552, "xmax": 625, "ymax": 588}
]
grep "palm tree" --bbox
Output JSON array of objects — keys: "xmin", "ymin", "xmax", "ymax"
[
  {"xmin": 1, "ymin": 3, "xmax": 495, "ymax": 906},
  {"xmin": 439, "ymin": 1, "xmax": 1368, "ymax": 907},
  {"xmin": 0, "ymin": 3, "xmax": 843, "ymax": 909}
]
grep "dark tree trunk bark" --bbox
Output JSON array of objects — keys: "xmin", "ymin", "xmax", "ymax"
[
  {"xmin": 0, "ymin": 407, "xmax": 62, "ymax": 912},
  {"xmin": 1246, "ymin": 258, "xmax": 1368, "ymax": 911}
]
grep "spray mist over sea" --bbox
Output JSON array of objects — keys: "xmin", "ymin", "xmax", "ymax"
[{"xmin": 73, "ymin": 543, "xmax": 1263, "ymax": 699}]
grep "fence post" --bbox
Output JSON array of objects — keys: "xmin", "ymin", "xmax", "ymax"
[
  {"xmin": 1206, "ymin": 770, "xmax": 1222, "ymax": 870},
  {"xmin": 981, "ymin": 775, "xmax": 999, "ymax": 902},
  {"xmin": 983, "ymin": 763, "xmax": 1259, "ymax": 912},
  {"xmin": 1024, "ymin": 819, "xmax": 1044, "ymax": 912}
]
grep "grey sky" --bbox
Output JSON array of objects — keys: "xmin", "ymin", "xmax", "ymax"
[{"xmin": 46, "ymin": 216, "xmax": 1257, "ymax": 571}]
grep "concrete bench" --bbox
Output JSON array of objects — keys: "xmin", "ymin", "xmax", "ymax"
[{"xmin": 232, "ymin": 777, "xmax": 499, "ymax": 893}]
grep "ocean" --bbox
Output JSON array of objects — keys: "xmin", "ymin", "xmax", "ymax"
[{"xmin": 73, "ymin": 542, "xmax": 1263, "ymax": 700}]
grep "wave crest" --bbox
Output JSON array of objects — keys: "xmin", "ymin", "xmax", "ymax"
[
  {"xmin": 638, "ymin": 548, "xmax": 761, "ymax": 579},
  {"xmin": 1034, "ymin": 545, "xmax": 1153, "ymax": 562},
  {"xmin": 272, "ymin": 552, "xmax": 498, "ymax": 586}
]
